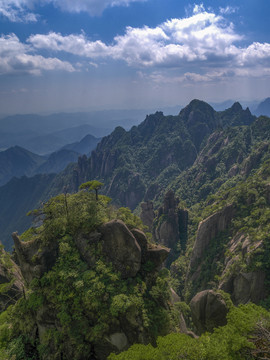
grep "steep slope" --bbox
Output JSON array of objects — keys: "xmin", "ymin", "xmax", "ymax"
[
  {"xmin": 0, "ymin": 146, "xmax": 45, "ymax": 186},
  {"xmin": 255, "ymin": 97, "xmax": 270, "ymax": 117},
  {"xmin": 0, "ymin": 100, "xmax": 257, "ymax": 249},
  {"xmin": 0, "ymin": 174, "xmax": 56, "ymax": 250},
  {"xmin": 61, "ymin": 133, "xmax": 101, "ymax": 155},
  {"xmin": 70, "ymin": 101, "xmax": 253, "ymax": 209},
  {"xmin": 182, "ymin": 158, "xmax": 270, "ymax": 306},
  {"xmin": 34, "ymin": 149, "xmax": 79, "ymax": 174},
  {"xmin": 0, "ymin": 191, "xmax": 175, "ymax": 360}
]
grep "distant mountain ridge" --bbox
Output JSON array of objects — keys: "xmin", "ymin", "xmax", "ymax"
[
  {"xmin": 0, "ymin": 138, "xmax": 99, "ymax": 187},
  {"xmin": 255, "ymin": 97, "xmax": 270, "ymax": 117},
  {"xmin": 0, "ymin": 109, "xmax": 153, "ymax": 154},
  {"xmin": 61, "ymin": 134, "xmax": 101, "ymax": 156},
  {"xmin": 0, "ymin": 99, "xmax": 262, "ymax": 250}
]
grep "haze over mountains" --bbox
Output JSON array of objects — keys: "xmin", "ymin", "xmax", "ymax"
[
  {"xmin": 0, "ymin": 97, "xmax": 268, "ymax": 250},
  {"xmin": 1, "ymin": 97, "xmax": 270, "ymax": 359}
]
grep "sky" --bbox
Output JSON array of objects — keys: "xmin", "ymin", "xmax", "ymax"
[{"xmin": 0, "ymin": 0, "xmax": 270, "ymax": 114}]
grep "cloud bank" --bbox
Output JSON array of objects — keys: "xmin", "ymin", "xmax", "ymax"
[
  {"xmin": 0, "ymin": 33, "xmax": 75, "ymax": 75},
  {"xmin": 27, "ymin": 5, "xmax": 270, "ymax": 75},
  {"xmin": 1, "ymin": 4, "xmax": 270, "ymax": 80}
]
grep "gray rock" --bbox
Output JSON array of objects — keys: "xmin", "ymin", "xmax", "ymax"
[
  {"xmin": 190, "ymin": 290, "xmax": 229, "ymax": 335},
  {"xmin": 145, "ymin": 245, "xmax": 170, "ymax": 271},
  {"xmin": 190, "ymin": 204, "xmax": 235, "ymax": 269},
  {"xmin": 131, "ymin": 229, "xmax": 148, "ymax": 264},
  {"xmin": 140, "ymin": 201, "xmax": 155, "ymax": 231},
  {"xmin": 12, "ymin": 232, "xmax": 59, "ymax": 284},
  {"xmin": 220, "ymin": 271, "xmax": 265, "ymax": 305},
  {"xmin": 99, "ymin": 220, "xmax": 141, "ymax": 278},
  {"xmin": 75, "ymin": 231, "xmax": 102, "ymax": 268}
]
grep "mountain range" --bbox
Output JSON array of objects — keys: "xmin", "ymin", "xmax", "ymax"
[
  {"xmin": 0, "ymin": 98, "xmax": 267, "ymax": 250},
  {"xmin": 1, "ymin": 97, "xmax": 270, "ymax": 359}
]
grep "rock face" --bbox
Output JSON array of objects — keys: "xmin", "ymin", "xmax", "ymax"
[
  {"xmin": 189, "ymin": 290, "xmax": 229, "ymax": 335},
  {"xmin": 99, "ymin": 220, "xmax": 142, "ymax": 278},
  {"xmin": 153, "ymin": 190, "xmax": 188, "ymax": 265},
  {"xmin": 154, "ymin": 191, "xmax": 179, "ymax": 250},
  {"xmin": 12, "ymin": 232, "xmax": 59, "ymax": 284},
  {"xmin": 0, "ymin": 246, "xmax": 24, "ymax": 311},
  {"xmin": 190, "ymin": 204, "xmax": 235, "ymax": 269},
  {"xmin": 140, "ymin": 201, "xmax": 155, "ymax": 231},
  {"xmin": 218, "ymin": 233, "xmax": 266, "ymax": 305}
]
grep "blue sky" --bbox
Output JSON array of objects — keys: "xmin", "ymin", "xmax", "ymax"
[{"xmin": 0, "ymin": 0, "xmax": 269, "ymax": 114}]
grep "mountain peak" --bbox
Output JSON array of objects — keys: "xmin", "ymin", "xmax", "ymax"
[
  {"xmin": 179, "ymin": 99, "xmax": 215, "ymax": 116},
  {"xmin": 230, "ymin": 102, "xmax": 243, "ymax": 112}
]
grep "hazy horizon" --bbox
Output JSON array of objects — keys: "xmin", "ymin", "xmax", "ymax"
[{"xmin": 0, "ymin": 0, "xmax": 269, "ymax": 114}]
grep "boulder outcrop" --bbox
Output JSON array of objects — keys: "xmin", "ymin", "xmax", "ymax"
[{"xmin": 189, "ymin": 290, "xmax": 229, "ymax": 335}]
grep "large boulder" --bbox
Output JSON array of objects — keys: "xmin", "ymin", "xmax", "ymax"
[
  {"xmin": 99, "ymin": 220, "xmax": 141, "ymax": 278},
  {"xmin": 12, "ymin": 232, "xmax": 59, "ymax": 284},
  {"xmin": 190, "ymin": 290, "xmax": 229, "ymax": 335}
]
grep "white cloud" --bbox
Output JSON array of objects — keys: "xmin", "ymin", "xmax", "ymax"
[
  {"xmin": 0, "ymin": 34, "xmax": 75, "ymax": 75},
  {"xmin": 49, "ymin": 0, "xmax": 147, "ymax": 16},
  {"xmin": 0, "ymin": 0, "xmax": 147, "ymax": 21},
  {"xmin": 29, "ymin": 8, "xmax": 244, "ymax": 67},
  {"xmin": 237, "ymin": 42, "xmax": 270, "ymax": 66},
  {"xmin": 219, "ymin": 6, "xmax": 238, "ymax": 15},
  {"xmin": 0, "ymin": 0, "xmax": 38, "ymax": 22},
  {"xmin": 3, "ymin": 3, "xmax": 270, "ymax": 83}
]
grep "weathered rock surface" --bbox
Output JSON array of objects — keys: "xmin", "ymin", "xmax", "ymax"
[
  {"xmin": 12, "ymin": 232, "xmax": 59, "ymax": 284},
  {"xmin": 218, "ymin": 232, "xmax": 266, "ymax": 305},
  {"xmin": 153, "ymin": 191, "xmax": 188, "ymax": 263},
  {"xmin": 190, "ymin": 290, "xmax": 228, "ymax": 335},
  {"xmin": 0, "ymin": 246, "xmax": 24, "ymax": 311},
  {"xmin": 146, "ymin": 245, "xmax": 170, "ymax": 272},
  {"xmin": 75, "ymin": 231, "xmax": 102, "ymax": 268},
  {"xmin": 220, "ymin": 271, "xmax": 265, "ymax": 305},
  {"xmin": 131, "ymin": 229, "xmax": 148, "ymax": 264},
  {"xmin": 99, "ymin": 220, "xmax": 142, "ymax": 278},
  {"xmin": 140, "ymin": 201, "xmax": 155, "ymax": 231},
  {"xmin": 190, "ymin": 204, "xmax": 235, "ymax": 269}
]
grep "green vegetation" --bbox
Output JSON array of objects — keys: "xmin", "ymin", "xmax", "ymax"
[
  {"xmin": 109, "ymin": 303, "xmax": 270, "ymax": 360},
  {"xmin": 0, "ymin": 189, "xmax": 175, "ymax": 359}
]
